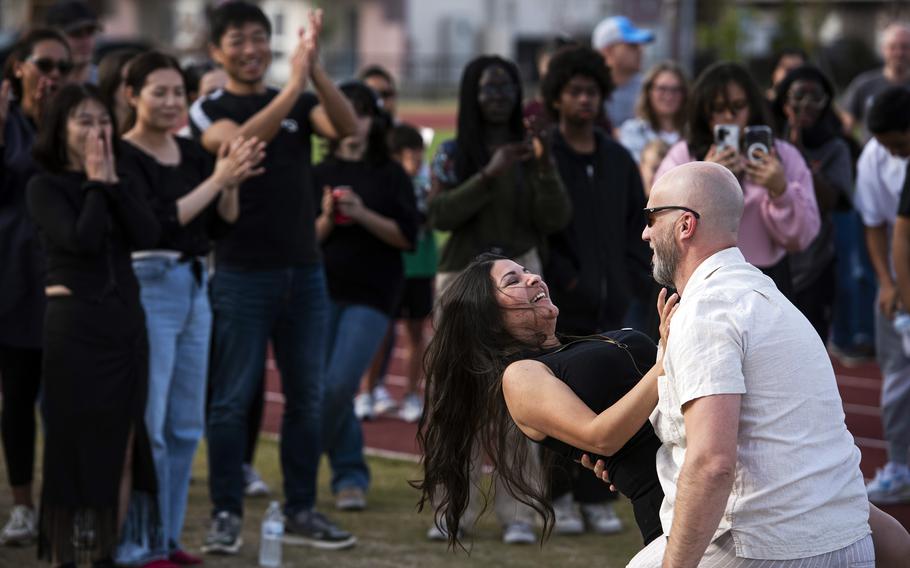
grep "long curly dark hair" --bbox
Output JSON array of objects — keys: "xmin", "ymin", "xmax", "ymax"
[
  {"xmin": 453, "ymin": 56, "xmax": 525, "ymax": 183},
  {"xmin": 685, "ymin": 61, "xmax": 771, "ymax": 160},
  {"xmin": 415, "ymin": 253, "xmax": 553, "ymax": 548}
]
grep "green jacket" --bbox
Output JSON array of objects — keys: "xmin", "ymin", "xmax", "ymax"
[{"xmin": 428, "ymin": 139, "xmax": 571, "ymax": 272}]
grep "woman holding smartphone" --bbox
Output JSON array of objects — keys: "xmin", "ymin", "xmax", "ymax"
[
  {"xmin": 27, "ymin": 84, "xmax": 160, "ymax": 567},
  {"xmin": 314, "ymin": 81, "xmax": 418, "ymax": 513},
  {"xmin": 655, "ymin": 61, "xmax": 819, "ymax": 297}
]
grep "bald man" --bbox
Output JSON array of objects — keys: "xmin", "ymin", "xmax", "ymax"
[
  {"xmin": 843, "ymin": 23, "xmax": 910, "ymax": 138},
  {"xmin": 630, "ymin": 162, "xmax": 873, "ymax": 567}
]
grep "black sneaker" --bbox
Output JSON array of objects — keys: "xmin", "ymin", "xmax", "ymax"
[
  {"xmin": 284, "ymin": 509, "xmax": 357, "ymax": 550},
  {"xmin": 201, "ymin": 511, "xmax": 243, "ymax": 555}
]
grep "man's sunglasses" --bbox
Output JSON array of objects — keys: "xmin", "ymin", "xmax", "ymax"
[
  {"xmin": 29, "ymin": 57, "xmax": 74, "ymax": 76},
  {"xmin": 644, "ymin": 206, "xmax": 701, "ymax": 227}
]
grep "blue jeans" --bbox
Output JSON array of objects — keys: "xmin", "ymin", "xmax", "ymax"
[
  {"xmin": 118, "ymin": 257, "xmax": 211, "ymax": 563},
  {"xmin": 323, "ymin": 302, "xmax": 390, "ymax": 493},
  {"xmin": 831, "ymin": 211, "xmax": 876, "ymax": 348},
  {"xmin": 207, "ymin": 265, "xmax": 328, "ymax": 517}
]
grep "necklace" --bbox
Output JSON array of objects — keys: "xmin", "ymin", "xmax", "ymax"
[{"xmin": 544, "ymin": 334, "xmax": 647, "ymax": 377}]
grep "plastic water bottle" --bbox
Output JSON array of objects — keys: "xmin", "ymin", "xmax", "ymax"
[{"xmin": 259, "ymin": 501, "xmax": 284, "ymax": 568}]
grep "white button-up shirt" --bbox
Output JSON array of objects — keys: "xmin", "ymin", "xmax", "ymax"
[{"xmin": 650, "ymin": 247, "xmax": 870, "ymax": 560}]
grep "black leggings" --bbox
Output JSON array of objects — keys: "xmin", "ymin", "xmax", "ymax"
[{"xmin": 0, "ymin": 345, "xmax": 41, "ymax": 488}]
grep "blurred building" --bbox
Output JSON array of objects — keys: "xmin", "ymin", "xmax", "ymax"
[{"xmin": 1, "ymin": 0, "xmax": 908, "ymax": 95}]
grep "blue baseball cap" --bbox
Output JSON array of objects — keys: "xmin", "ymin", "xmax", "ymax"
[{"xmin": 591, "ymin": 16, "xmax": 654, "ymax": 49}]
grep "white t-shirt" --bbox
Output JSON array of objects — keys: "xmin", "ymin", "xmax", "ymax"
[
  {"xmin": 651, "ymin": 247, "xmax": 870, "ymax": 559},
  {"xmin": 854, "ymin": 137, "xmax": 908, "ymax": 231}
]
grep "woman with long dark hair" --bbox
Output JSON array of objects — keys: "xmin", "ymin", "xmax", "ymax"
[
  {"xmin": 26, "ymin": 84, "xmax": 160, "ymax": 566},
  {"xmin": 314, "ymin": 81, "xmax": 418, "ymax": 513},
  {"xmin": 417, "ymin": 254, "xmax": 910, "ymax": 566},
  {"xmin": 417, "ymin": 254, "xmax": 673, "ymax": 548},
  {"xmin": 0, "ymin": 27, "xmax": 71, "ymax": 548},
  {"xmin": 116, "ymin": 51, "xmax": 264, "ymax": 567},
  {"xmin": 425, "ymin": 55, "xmax": 571, "ymax": 544},
  {"xmin": 770, "ymin": 64, "xmax": 853, "ymax": 341},
  {"xmin": 655, "ymin": 62, "xmax": 820, "ymax": 297}
]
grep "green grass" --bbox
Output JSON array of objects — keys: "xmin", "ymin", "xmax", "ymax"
[{"xmin": 0, "ymin": 437, "xmax": 643, "ymax": 567}]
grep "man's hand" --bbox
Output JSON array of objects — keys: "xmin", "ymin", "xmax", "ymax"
[
  {"xmin": 879, "ymin": 281, "xmax": 900, "ymax": 319},
  {"xmin": 304, "ymin": 9, "xmax": 323, "ymax": 69}
]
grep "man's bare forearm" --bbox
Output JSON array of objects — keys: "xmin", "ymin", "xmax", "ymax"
[{"xmin": 664, "ymin": 457, "xmax": 734, "ymax": 567}]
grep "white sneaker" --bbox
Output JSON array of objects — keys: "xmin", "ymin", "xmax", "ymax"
[
  {"xmin": 580, "ymin": 502, "xmax": 624, "ymax": 535},
  {"xmin": 243, "ymin": 464, "xmax": 271, "ymax": 497},
  {"xmin": 867, "ymin": 462, "xmax": 910, "ymax": 505},
  {"xmin": 354, "ymin": 393, "xmax": 374, "ymax": 421},
  {"xmin": 0, "ymin": 505, "xmax": 36, "ymax": 546},
  {"xmin": 398, "ymin": 392, "xmax": 424, "ymax": 423},
  {"xmin": 552, "ymin": 493, "xmax": 584, "ymax": 535},
  {"xmin": 372, "ymin": 386, "xmax": 397, "ymax": 416},
  {"xmin": 426, "ymin": 521, "xmax": 464, "ymax": 541},
  {"xmin": 502, "ymin": 522, "xmax": 536, "ymax": 545}
]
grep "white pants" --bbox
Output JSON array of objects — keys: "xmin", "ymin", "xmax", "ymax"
[{"xmin": 628, "ymin": 533, "xmax": 874, "ymax": 568}]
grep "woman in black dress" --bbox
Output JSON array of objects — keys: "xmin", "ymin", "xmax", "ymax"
[
  {"xmin": 417, "ymin": 253, "xmax": 675, "ymax": 547},
  {"xmin": 26, "ymin": 84, "xmax": 160, "ymax": 566}
]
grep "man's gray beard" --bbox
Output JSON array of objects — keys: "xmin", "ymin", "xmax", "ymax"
[{"xmin": 652, "ymin": 234, "xmax": 679, "ymax": 288}]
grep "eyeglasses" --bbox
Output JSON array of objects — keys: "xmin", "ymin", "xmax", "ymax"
[
  {"xmin": 643, "ymin": 205, "xmax": 701, "ymax": 227},
  {"xmin": 377, "ymin": 89, "xmax": 396, "ymax": 99},
  {"xmin": 652, "ymin": 85, "xmax": 683, "ymax": 96},
  {"xmin": 710, "ymin": 99, "xmax": 749, "ymax": 116},
  {"xmin": 29, "ymin": 57, "xmax": 74, "ymax": 76},
  {"xmin": 787, "ymin": 89, "xmax": 828, "ymax": 108}
]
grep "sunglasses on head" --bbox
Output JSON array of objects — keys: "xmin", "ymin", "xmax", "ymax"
[
  {"xmin": 29, "ymin": 57, "xmax": 74, "ymax": 76},
  {"xmin": 643, "ymin": 205, "xmax": 701, "ymax": 227}
]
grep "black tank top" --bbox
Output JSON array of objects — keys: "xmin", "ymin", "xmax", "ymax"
[{"xmin": 530, "ymin": 328, "xmax": 664, "ymax": 544}]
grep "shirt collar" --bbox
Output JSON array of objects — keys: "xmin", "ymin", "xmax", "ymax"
[{"xmin": 680, "ymin": 246, "xmax": 744, "ymax": 300}]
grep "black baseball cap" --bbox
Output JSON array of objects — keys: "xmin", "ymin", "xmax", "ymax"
[{"xmin": 45, "ymin": 1, "xmax": 100, "ymax": 34}]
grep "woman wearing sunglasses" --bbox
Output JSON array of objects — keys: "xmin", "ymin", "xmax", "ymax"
[
  {"xmin": 655, "ymin": 61, "xmax": 819, "ymax": 297},
  {"xmin": 0, "ymin": 28, "xmax": 72, "ymax": 548},
  {"xmin": 771, "ymin": 65, "xmax": 854, "ymax": 342}
]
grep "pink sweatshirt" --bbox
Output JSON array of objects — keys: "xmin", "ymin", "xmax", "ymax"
[{"xmin": 654, "ymin": 139, "xmax": 820, "ymax": 268}]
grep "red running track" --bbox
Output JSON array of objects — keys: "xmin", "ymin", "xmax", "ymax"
[{"xmin": 260, "ymin": 323, "xmax": 910, "ymax": 528}]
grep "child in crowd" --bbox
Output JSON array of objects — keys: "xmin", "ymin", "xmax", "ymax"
[
  {"xmin": 639, "ymin": 139, "xmax": 669, "ymax": 198},
  {"xmin": 388, "ymin": 123, "xmax": 437, "ymax": 422}
]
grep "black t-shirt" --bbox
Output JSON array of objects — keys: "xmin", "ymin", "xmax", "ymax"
[
  {"xmin": 26, "ymin": 171, "xmax": 160, "ymax": 302},
  {"xmin": 531, "ymin": 329, "xmax": 663, "ymax": 544},
  {"xmin": 314, "ymin": 157, "xmax": 419, "ymax": 315},
  {"xmin": 119, "ymin": 137, "xmax": 228, "ymax": 257},
  {"xmin": 898, "ymin": 161, "xmax": 910, "ymax": 218},
  {"xmin": 189, "ymin": 88, "xmax": 320, "ymax": 269}
]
